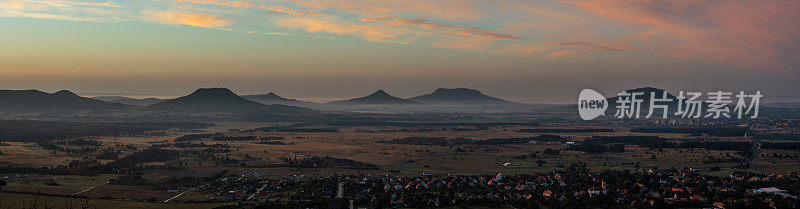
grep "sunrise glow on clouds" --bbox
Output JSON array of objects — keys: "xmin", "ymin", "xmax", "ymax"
[{"xmin": 1, "ymin": 0, "xmax": 797, "ymax": 70}]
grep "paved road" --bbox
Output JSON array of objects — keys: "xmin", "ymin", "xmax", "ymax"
[
  {"xmin": 164, "ymin": 190, "xmax": 189, "ymax": 203},
  {"xmin": 337, "ymin": 182, "xmax": 344, "ymax": 199},
  {"xmin": 749, "ymin": 134, "xmax": 760, "ymax": 170},
  {"xmin": 247, "ymin": 183, "xmax": 269, "ymax": 200},
  {"xmin": 73, "ymin": 186, "xmax": 95, "ymax": 195}
]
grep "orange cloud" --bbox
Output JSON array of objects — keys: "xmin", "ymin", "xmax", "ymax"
[
  {"xmin": 430, "ymin": 37, "xmax": 496, "ymax": 53},
  {"xmin": 276, "ymin": 16, "xmax": 419, "ymax": 43},
  {"xmin": 547, "ymin": 50, "xmax": 582, "ymax": 58},
  {"xmin": 144, "ymin": 10, "xmax": 231, "ymax": 28},
  {"xmin": 169, "ymin": 0, "xmax": 253, "ymax": 8},
  {"xmin": 0, "ymin": 9, "xmax": 96, "ymax": 21},
  {"xmin": 362, "ymin": 17, "xmax": 518, "ymax": 40},
  {"xmin": 24, "ymin": 0, "xmax": 122, "ymax": 8},
  {"xmin": 258, "ymin": 5, "xmax": 327, "ymax": 16},
  {"xmin": 167, "ymin": 0, "xmax": 487, "ymax": 20},
  {"xmin": 288, "ymin": 0, "xmax": 486, "ymax": 21},
  {"xmin": 167, "ymin": 0, "xmax": 326, "ymax": 16},
  {"xmin": 0, "ymin": 0, "xmax": 105, "ymax": 22},
  {"xmin": 277, "ymin": 17, "xmax": 358, "ymax": 34}
]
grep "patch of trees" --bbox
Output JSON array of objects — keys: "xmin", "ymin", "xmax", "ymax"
[
  {"xmin": 630, "ymin": 127, "xmax": 748, "ymax": 137},
  {"xmin": 208, "ymin": 147, "xmax": 233, "ymax": 153},
  {"xmin": 0, "ymin": 120, "xmax": 210, "ymax": 142},
  {"xmin": 0, "ymin": 165, "xmax": 53, "ymax": 174},
  {"xmin": 205, "ymin": 169, "xmax": 228, "ymax": 182},
  {"xmin": 261, "ymin": 136, "xmax": 285, "ymax": 140},
  {"xmin": 105, "ymin": 148, "xmax": 182, "ymax": 169},
  {"xmin": 473, "ymin": 137, "xmax": 529, "ymax": 145},
  {"xmin": 36, "ymin": 141, "xmax": 97, "ymax": 153},
  {"xmin": 519, "ymin": 128, "xmax": 613, "ymax": 133},
  {"xmin": 326, "ymin": 121, "xmax": 539, "ymax": 130},
  {"xmin": 703, "ymin": 155, "xmax": 744, "ymax": 163},
  {"xmin": 567, "ymin": 142, "xmax": 625, "ymax": 154},
  {"xmin": 0, "ymin": 158, "xmax": 129, "ymax": 175},
  {"xmin": 753, "ymin": 133, "xmax": 800, "ymax": 141},
  {"xmin": 96, "ymin": 148, "xmax": 120, "ymax": 160},
  {"xmin": 57, "ymin": 138, "xmax": 101, "ymax": 146},
  {"xmin": 380, "ymin": 137, "xmax": 451, "ymax": 146},
  {"xmin": 543, "ymin": 148, "xmax": 561, "ymax": 155},
  {"xmin": 676, "ymin": 141, "xmax": 752, "ymax": 151},
  {"xmin": 212, "ymin": 135, "xmax": 259, "ymax": 141},
  {"xmin": 114, "ymin": 144, "xmax": 138, "ymax": 151},
  {"xmin": 592, "ymin": 136, "xmax": 672, "ymax": 148},
  {"xmin": 165, "ymin": 176, "xmax": 202, "ymax": 187},
  {"xmin": 109, "ymin": 173, "xmax": 146, "ymax": 186},
  {"xmin": 178, "ymin": 133, "xmax": 283, "ymax": 141},
  {"xmin": 383, "ymin": 135, "xmax": 567, "ymax": 146},
  {"xmin": 475, "ymin": 134, "xmax": 566, "ymax": 145},
  {"xmin": 36, "ymin": 141, "xmax": 60, "ymax": 151},
  {"xmin": 248, "ymin": 127, "xmax": 339, "ymax": 133},
  {"xmin": 762, "ymin": 142, "xmax": 800, "ymax": 150},
  {"xmin": 591, "ymin": 136, "xmax": 752, "ymax": 151},
  {"xmin": 278, "ymin": 156, "xmax": 379, "ymax": 170},
  {"xmin": 254, "ymin": 135, "xmax": 286, "ymax": 145},
  {"xmin": 256, "ymin": 140, "xmax": 286, "ymax": 145},
  {"xmin": 175, "ymin": 133, "xmax": 213, "ymax": 142},
  {"xmin": 357, "ymin": 127, "xmax": 479, "ymax": 133},
  {"xmin": 173, "ymin": 142, "xmax": 233, "ymax": 148}
]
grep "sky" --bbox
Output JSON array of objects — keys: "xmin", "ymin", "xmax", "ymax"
[{"xmin": 1, "ymin": 0, "xmax": 799, "ymax": 103}]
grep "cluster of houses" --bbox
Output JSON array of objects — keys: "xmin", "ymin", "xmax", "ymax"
[{"xmin": 190, "ymin": 169, "xmax": 799, "ymax": 208}]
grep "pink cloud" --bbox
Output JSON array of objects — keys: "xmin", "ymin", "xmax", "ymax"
[
  {"xmin": 567, "ymin": 0, "xmax": 800, "ymax": 69},
  {"xmin": 540, "ymin": 41, "xmax": 623, "ymax": 52}
]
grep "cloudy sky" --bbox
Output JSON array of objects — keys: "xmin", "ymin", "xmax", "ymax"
[{"xmin": 1, "ymin": 0, "xmax": 798, "ymax": 103}]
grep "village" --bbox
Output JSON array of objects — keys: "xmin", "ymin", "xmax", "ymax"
[{"xmin": 169, "ymin": 167, "xmax": 800, "ymax": 208}]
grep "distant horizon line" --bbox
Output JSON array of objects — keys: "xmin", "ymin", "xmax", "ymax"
[
  {"xmin": 74, "ymin": 88, "xmax": 564, "ymax": 105},
  {"xmin": 2, "ymin": 87, "xmax": 798, "ymax": 105},
  {"xmin": 83, "ymin": 93, "xmax": 352, "ymax": 104}
]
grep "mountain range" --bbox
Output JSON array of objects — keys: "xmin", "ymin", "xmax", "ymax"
[
  {"xmin": 93, "ymin": 96, "xmax": 166, "ymax": 106},
  {"xmin": 0, "ymin": 90, "xmax": 126, "ymax": 112},
  {"xmin": 241, "ymin": 92, "xmax": 316, "ymax": 106},
  {"xmin": 327, "ymin": 90, "xmax": 423, "ymax": 105},
  {"xmin": 146, "ymin": 88, "xmax": 316, "ymax": 113},
  {"xmin": 409, "ymin": 88, "xmax": 516, "ymax": 105},
  {"xmin": 0, "ymin": 87, "xmax": 529, "ymax": 113},
  {"xmin": 0, "ymin": 87, "xmax": 745, "ymax": 115}
]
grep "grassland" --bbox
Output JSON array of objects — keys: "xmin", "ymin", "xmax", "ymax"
[{"xmin": 0, "ymin": 121, "xmax": 798, "ymax": 203}]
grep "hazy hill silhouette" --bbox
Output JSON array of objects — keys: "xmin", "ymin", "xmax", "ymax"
[
  {"xmin": 409, "ymin": 88, "xmax": 516, "ymax": 105},
  {"xmin": 603, "ymin": 87, "xmax": 710, "ymax": 118},
  {"xmin": 0, "ymin": 89, "xmax": 126, "ymax": 111},
  {"xmin": 606, "ymin": 87, "xmax": 678, "ymax": 104},
  {"xmin": 242, "ymin": 92, "xmax": 316, "ymax": 106},
  {"xmin": 327, "ymin": 90, "xmax": 423, "ymax": 105},
  {"xmin": 147, "ymin": 88, "xmax": 316, "ymax": 113},
  {"xmin": 93, "ymin": 96, "xmax": 166, "ymax": 106}
]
